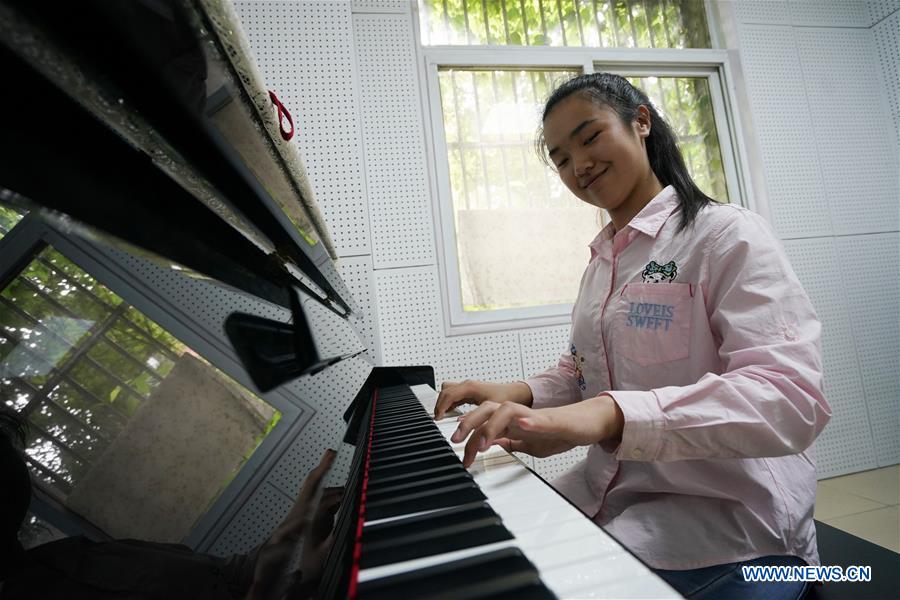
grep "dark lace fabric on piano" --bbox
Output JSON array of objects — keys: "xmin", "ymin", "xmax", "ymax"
[{"xmin": 0, "ymin": 536, "xmax": 258, "ymax": 600}]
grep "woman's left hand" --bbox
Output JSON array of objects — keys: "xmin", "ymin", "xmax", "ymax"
[{"xmin": 450, "ymin": 395, "xmax": 624, "ymax": 467}]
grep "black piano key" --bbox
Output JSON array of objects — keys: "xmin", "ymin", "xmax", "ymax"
[
  {"xmin": 356, "ymin": 548, "xmax": 555, "ymax": 600},
  {"xmin": 376, "ymin": 398, "xmax": 418, "ymax": 408},
  {"xmin": 368, "ymin": 453, "xmax": 459, "ymax": 479},
  {"xmin": 360, "ymin": 517, "xmax": 512, "ymax": 568},
  {"xmin": 370, "ymin": 440, "xmax": 450, "ymax": 461},
  {"xmin": 366, "ymin": 464, "xmax": 470, "ymax": 494},
  {"xmin": 372, "ymin": 438, "xmax": 453, "ymax": 460},
  {"xmin": 363, "ymin": 502, "xmax": 494, "ymax": 539},
  {"xmin": 375, "ymin": 403, "xmax": 419, "ymax": 413},
  {"xmin": 374, "ymin": 414, "xmax": 430, "ymax": 428},
  {"xmin": 367, "ymin": 463, "xmax": 466, "ymax": 487},
  {"xmin": 375, "ymin": 413, "xmax": 433, "ymax": 426},
  {"xmin": 369, "ymin": 447, "xmax": 455, "ymax": 470},
  {"xmin": 367, "ymin": 477, "xmax": 479, "ymax": 505},
  {"xmin": 371, "ymin": 431, "xmax": 445, "ymax": 452},
  {"xmin": 375, "ymin": 415, "xmax": 437, "ymax": 426},
  {"xmin": 361, "ymin": 503, "xmax": 502, "ymax": 564},
  {"xmin": 374, "ymin": 405, "xmax": 422, "ymax": 417},
  {"xmin": 377, "ymin": 389, "xmax": 416, "ymax": 399},
  {"xmin": 376, "ymin": 400, "xmax": 418, "ymax": 410},
  {"xmin": 372, "ymin": 423, "xmax": 441, "ymax": 438},
  {"xmin": 377, "ymin": 398, "xmax": 422, "ymax": 408},
  {"xmin": 366, "ymin": 470, "xmax": 472, "ymax": 497},
  {"xmin": 375, "ymin": 422, "xmax": 437, "ymax": 437},
  {"xmin": 364, "ymin": 481, "xmax": 486, "ymax": 521},
  {"xmin": 372, "ymin": 423, "xmax": 443, "ymax": 440},
  {"xmin": 429, "ymin": 575, "xmax": 556, "ymax": 600},
  {"xmin": 374, "ymin": 416, "xmax": 428, "ymax": 429}
]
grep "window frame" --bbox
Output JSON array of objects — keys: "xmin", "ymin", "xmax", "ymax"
[
  {"xmin": 0, "ymin": 215, "xmax": 303, "ymax": 548},
  {"xmin": 416, "ymin": 23, "xmax": 759, "ymax": 336}
]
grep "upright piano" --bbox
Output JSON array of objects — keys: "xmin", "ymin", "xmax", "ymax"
[{"xmin": 0, "ymin": 1, "xmax": 679, "ymax": 597}]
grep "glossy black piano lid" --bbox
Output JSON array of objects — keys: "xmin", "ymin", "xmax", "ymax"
[{"xmin": 0, "ymin": 0, "xmax": 355, "ymax": 320}]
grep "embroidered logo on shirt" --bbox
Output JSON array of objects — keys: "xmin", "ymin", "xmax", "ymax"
[
  {"xmin": 570, "ymin": 344, "xmax": 586, "ymax": 391},
  {"xmin": 626, "ymin": 302, "xmax": 675, "ymax": 331},
  {"xmin": 641, "ymin": 260, "xmax": 677, "ymax": 283}
]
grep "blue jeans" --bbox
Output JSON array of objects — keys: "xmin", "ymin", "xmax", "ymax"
[{"xmin": 654, "ymin": 555, "xmax": 810, "ymax": 599}]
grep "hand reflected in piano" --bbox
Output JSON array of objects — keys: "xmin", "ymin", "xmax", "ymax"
[
  {"xmin": 247, "ymin": 449, "xmax": 342, "ymax": 600},
  {"xmin": 450, "ymin": 395, "xmax": 625, "ymax": 468},
  {"xmin": 434, "ymin": 380, "xmax": 533, "ymax": 420}
]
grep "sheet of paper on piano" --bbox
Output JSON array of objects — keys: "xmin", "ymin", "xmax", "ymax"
[{"xmin": 382, "ymin": 384, "xmax": 683, "ymax": 599}]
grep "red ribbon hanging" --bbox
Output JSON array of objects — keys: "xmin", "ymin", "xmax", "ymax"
[{"xmin": 268, "ymin": 90, "xmax": 295, "ymax": 141}]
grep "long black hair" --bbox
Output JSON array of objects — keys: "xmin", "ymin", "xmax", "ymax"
[{"xmin": 538, "ymin": 72, "xmax": 713, "ymax": 230}]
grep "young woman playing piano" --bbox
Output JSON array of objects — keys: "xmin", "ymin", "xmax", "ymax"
[{"xmin": 434, "ymin": 72, "xmax": 831, "ymax": 600}]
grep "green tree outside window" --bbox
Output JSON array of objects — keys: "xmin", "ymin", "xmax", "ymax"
[{"xmin": 419, "ymin": 0, "xmax": 711, "ymax": 49}]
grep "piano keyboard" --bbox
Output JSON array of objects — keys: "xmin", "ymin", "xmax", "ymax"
[{"xmin": 323, "ymin": 381, "xmax": 680, "ymax": 599}]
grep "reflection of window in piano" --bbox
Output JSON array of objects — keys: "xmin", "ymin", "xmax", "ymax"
[
  {"xmin": 17, "ymin": 512, "xmax": 66, "ymax": 550},
  {"xmin": 0, "ymin": 202, "xmax": 26, "ymax": 242},
  {"xmin": 0, "ymin": 244, "xmax": 280, "ymax": 544}
]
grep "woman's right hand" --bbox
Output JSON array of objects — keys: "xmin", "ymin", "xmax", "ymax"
[{"xmin": 434, "ymin": 380, "xmax": 533, "ymax": 420}]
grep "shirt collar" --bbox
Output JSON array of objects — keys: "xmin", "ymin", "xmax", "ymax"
[{"xmin": 588, "ymin": 185, "xmax": 679, "ymax": 258}]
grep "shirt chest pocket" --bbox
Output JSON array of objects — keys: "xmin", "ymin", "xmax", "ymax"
[{"xmin": 613, "ymin": 282, "xmax": 693, "ymax": 366}]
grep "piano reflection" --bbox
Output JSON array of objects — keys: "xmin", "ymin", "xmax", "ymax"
[{"xmin": 0, "ymin": 1, "xmax": 679, "ymax": 597}]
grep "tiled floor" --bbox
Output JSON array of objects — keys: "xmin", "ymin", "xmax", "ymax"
[{"xmin": 816, "ymin": 464, "xmax": 900, "ymax": 553}]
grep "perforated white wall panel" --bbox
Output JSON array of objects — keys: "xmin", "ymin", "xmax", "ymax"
[
  {"xmin": 732, "ymin": 0, "xmax": 793, "ymax": 25},
  {"xmin": 783, "ymin": 239, "xmax": 877, "ymax": 477},
  {"xmin": 209, "ymin": 482, "xmax": 294, "ymax": 556},
  {"xmin": 351, "ymin": 0, "xmax": 408, "ymax": 12},
  {"xmin": 868, "ymin": 0, "xmax": 900, "ymax": 25},
  {"xmin": 234, "ymin": 1, "xmax": 371, "ymax": 257},
  {"xmin": 517, "ymin": 326, "xmax": 575, "ymax": 473},
  {"xmin": 302, "ymin": 296, "xmax": 365, "ymax": 359},
  {"xmin": 737, "ymin": 24, "xmax": 832, "ymax": 238},
  {"xmin": 789, "ymin": 0, "xmax": 870, "ymax": 27},
  {"xmin": 874, "ymin": 9, "xmax": 900, "ymax": 147},
  {"xmin": 734, "ymin": 1, "xmax": 899, "ymax": 474},
  {"xmin": 519, "ymin": 325, "xmax": 570, "ymax": 378},
  {"xmin": 374, "ymin": 266, "xmax": 523, "ymax": 383},
  {"xmin": 354, "ymin": 13, "xmax": 436, "ymax": 269},
  {"xmin": 534, "ymin": 447, "xmax": 590, "ymax": 483},
  {"xmin": 796, "ymin": 28, "xmax": 899, "ymax": 235},
  {"xmin": 267, "ymin": 356, "xmax": 374, "ymax": 493},
  {"xmin": 97, "ymin": 244, "xmax": 300, "ymax": 369},
  {"xmin": 834, "ymin": 233, "xmax": 900, "ymax": 467},
  {"xmin": 338, "ymin": 255, "xmax": 382, "ymax": 363}
]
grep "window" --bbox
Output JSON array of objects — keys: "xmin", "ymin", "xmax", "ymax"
[
  {"xmin": 1, "ymin": 242, "xmax": 281, "ymax": 542},
  {"xmin": 624, "ymin": 72, "xmax": 730, "ymax": 202},
  {"xmin": 419, "ymin": 1, "xmax": 749, "ymax": 333},
  {"xmin": 438, "ymin": 67, "xmax": 597, "ymax": 314}
]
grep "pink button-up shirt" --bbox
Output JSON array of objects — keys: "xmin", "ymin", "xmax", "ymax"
[{"xmin": 525, "ymin": 186, "xmax": 831, "ymax": 570}]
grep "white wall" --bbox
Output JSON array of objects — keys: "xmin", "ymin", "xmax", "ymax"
[
  {"xmin": 728, "ymin": 0, "xmax": 900, "ymax": 476},
  {"xmin": 198, "ymin": 0, "xmax": 899, "ymax": 553}
]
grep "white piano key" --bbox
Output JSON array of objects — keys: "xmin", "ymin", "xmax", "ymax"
[
  {"xmin": 540, "ymin": 552, "xmax": 662, "ymax": 598},
  {"xmin": 411, "ymin": 383, "xmax": 438, "ymax": 413}
]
